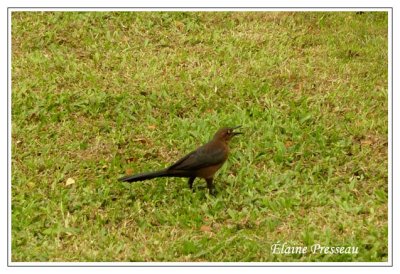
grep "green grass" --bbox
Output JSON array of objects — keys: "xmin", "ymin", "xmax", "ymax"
[{"xmin": 11, "ymin": 12, "xmax": 388, "ymax": 262}]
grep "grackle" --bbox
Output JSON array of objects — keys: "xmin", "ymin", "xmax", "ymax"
[{"xmin": 118, "ymin": 126, "xmax": 242, "ymax": 194}]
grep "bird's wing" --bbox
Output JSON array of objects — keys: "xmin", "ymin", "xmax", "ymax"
[{"xmin": 168, "ymin": 145, "xmax": 226, "ymax": 171}]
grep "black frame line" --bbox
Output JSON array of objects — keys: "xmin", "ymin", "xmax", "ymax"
[{"xmin": 6, "ymin": 6, "xmax": 394, "ymax": 268}]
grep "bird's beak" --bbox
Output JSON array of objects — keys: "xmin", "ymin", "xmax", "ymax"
[{"xmin": 231, "ymin": 126, "xmax": 243, "ymax": 136}]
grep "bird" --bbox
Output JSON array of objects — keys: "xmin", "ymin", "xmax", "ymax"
[{"xmin": 118, "ymin": 126, "xmax": 242, "ymax": 194}]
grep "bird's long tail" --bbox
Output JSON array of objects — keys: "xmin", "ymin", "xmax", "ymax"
[
  {"xmin": 118, "ymin": 169, "xmax": 169, "ymax": 182},
  {"xmin": 118, "ymin": 169, "xmax": 188, "ymax": 182}
]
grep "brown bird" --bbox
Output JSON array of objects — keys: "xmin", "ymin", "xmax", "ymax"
[{"xmin": 118, "ymin": 126, "xmax": 242, "ymax": 194}]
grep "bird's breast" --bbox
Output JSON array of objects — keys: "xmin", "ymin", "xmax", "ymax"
[{"xmin": 195, "ymin": 163, "xmax": 225, "ymax": 179}]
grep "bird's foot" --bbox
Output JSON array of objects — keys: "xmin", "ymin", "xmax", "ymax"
[{"xmin": 208, "ymin": 187, "xmax": 217, "ymax": 196}]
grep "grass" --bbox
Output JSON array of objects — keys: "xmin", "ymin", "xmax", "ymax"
[{"xmin": 11, "ymin": 11, "xmax": 388, "ymax": 262}]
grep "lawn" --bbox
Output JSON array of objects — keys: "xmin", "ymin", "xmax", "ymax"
[{"xmin": 11, "ymin": 11, "xmax": 388, "ymax": 262}]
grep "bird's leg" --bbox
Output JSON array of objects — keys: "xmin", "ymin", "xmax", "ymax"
[
  {"xmin": 188, "ymin": 177, "xmax": 195, "ymax": 190},
  {"xmin": 205, "ymin": 178, "xmax": 215, "ymax": 195}
]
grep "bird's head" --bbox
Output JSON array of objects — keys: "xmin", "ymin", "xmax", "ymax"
[{"xmin": 213, "ymin": 126, "xmax": 243, "ymax": 142}]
